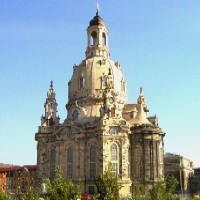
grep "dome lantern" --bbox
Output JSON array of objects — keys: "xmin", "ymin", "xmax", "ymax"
[{"xmin": 85, "ymin": 6, "xmax": 110, "ymax": 58}]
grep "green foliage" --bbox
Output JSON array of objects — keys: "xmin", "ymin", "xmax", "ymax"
[
  {"xmin": 23, "ymin": 188, "xmax": 40, "ymax": 200},
  {"xmin": 132, "ymin": 182, "xmax": 148, "ymax": 200},
  {"xmin": 149, "ymin": 181, "xmax": 168, "ymax": 200},
  {"xmin": 43, "ymin": 167, "xmax": 81, "ymax": 200},
  {"xmin": 0, "ymin": 190, "xmax": 11, "ymax": 200},
  {"xmin": 166, "ymin": 175, "xmax": 179, "ymax": 193},
  {"xmin": 149, "ymin": 176, "xmax": 179, "ymax": 200},
  {"xmin": 95, "ymin": 163, "xmax": 122, "ymax": 200},
  {"xmin": 128, "ymin": 176, "xmax": 179, "ymax": 200}
]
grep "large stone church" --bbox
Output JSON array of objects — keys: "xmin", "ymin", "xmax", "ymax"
[{"xmin": 35, "ymin": 9, "xmax": 165, "ymax": 196}]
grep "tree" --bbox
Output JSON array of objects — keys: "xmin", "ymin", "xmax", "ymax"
[
  {"xmin": 149, "ymin": 175, "xmax": 179, "ymax": 200},
  {"xmin": 95, "ymin": 163, "xmax": 122, "ymax": 200},
  {"xmin": 166, "ymin": 175, "xmax": 178, "ymax": 193},
  {"xmin": 132, "ymin": 181, "xmax": 148, "ymax": 200},
  {"xmin": 0, "ymin": 190, "xmax": 11, "ymax": 200},
  {"xmin": 23, "ymin": 188, "xmax": 40, "ymax": 200},
  {"xmin": 149, "ymin": 181, "xmax": 168, "ymax": 200},
  {"xmin": 43, "ymin": 167, "xmax": 81, "ymax": 200}
]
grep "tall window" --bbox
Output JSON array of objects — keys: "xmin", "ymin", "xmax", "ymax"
[
  {"xmin": 90, "ymin": 146, "xmax": 96, "ymax": 178},
  {"xmin": 135, "ymin": 147, "xmax": 142, "ymax": 161},
  {"xmin": 90, "ymin": 31, "xmax": 97, "ymax": 46},
  {"xmin": 79, "ymin": 77, "xmax": 85, "ymax": 89},
  {"xmin": 50, "ymin": 149, "xmax": 56, "ymax": 180},
  {"xmin": 136, "ymin": 162, "xmax": 143, "ymax": 179},
  {"xmin": 67, "ymin": 147, "xmax": 73, "ymax": 178},
  {"xmin": 72, "ymin": 110, "xmax": 79, "ymax": 120},
  {"xmin": 102, "ymin": 32, "xmax": 106, "ymax": 45},
  {"xmin": 110, "ymin": 144, "xmax": 118, "ymax": 176}
]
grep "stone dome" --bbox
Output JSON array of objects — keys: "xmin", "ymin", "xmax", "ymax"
[{"xmin": 68, "ymin": 57, "xmax": 127, "ymax": 103}]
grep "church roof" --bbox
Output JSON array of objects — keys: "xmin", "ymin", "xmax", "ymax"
[
  {"xmin": 89, "ymin": 14, "xmax": 106, "ymax": 27},
  {"xmin": 123, "ymin": 104, "xmax": 138, "ymax": 112},
  {"xmin": 0, "ymin": 165, "xmax": 36, "ymax": 172},
  {"xmin": 127, "ymin": 104, "xmax": 151, "ymax": 126}
]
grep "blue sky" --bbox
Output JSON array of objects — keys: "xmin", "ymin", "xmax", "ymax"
[{"xmin": 0, "ymin": 0, "xmax": 199, "ymax": 167}]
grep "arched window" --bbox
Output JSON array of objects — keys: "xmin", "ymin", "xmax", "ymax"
[
  {"xmin": 50, "ymin": 149, "xmax": 56, "ymax": 180},
  {"xmin": 110, "ymin": 144, "xmax": 118, "ymax": 176},
  {"xmin": 90, "ymin": 31, "xmax": 97, "ymax": 46},
  {"xmin": 90, "ymin": 146, "xmax": 96, "ymax": 178},
  {"xmin": 136, "ymin": 162, "xmax": 143, "ymax": 179},
  {"xmin": 67, "ymin": 147, "xmax": 73, "ymax": 178},
  {"xmin": 72, "ymin": 110, "xmax": 79, "ymax": 120},
  {"xmin": 102, "ymin": 32, "xmax": 106, "ymax": 45}
]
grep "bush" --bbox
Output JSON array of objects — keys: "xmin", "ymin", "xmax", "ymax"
[
  {"xmin": 149, "ymin": 175, "xmax": 179, "ymax": 200},
  {"xmin": 95, "ymin": 163, "xmax": 122, "ymax": 200},
  {"xmin": 23, "ymin": 188, "xmax": 40, "ymax": 200},
  {"xmin": 0, "ymin": 190, "xmax": 11, "ymax": 200},
  {"xmin": 43, "ymin": 167, "xmax": 81, "ymax": 200}
]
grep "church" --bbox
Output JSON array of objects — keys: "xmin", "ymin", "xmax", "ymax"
[{"xmin": 35, "ymin": 9, "xmax": 165, "ymax": 196}]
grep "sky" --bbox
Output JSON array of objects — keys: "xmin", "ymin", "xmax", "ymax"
[{"xmin": 0, "ymin": 0, "xmax": 199, "ymax": 168}]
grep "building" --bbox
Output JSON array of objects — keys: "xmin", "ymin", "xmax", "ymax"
[
  {"xmin": 0, "ymin": 164, "xmax": 7, "ymax": 192},
  {"xmin": 0, "ymin": 163, "xmax": 14, "ymax": 193},
  {"xmin": 35, "ymin": 9, "xmax": 165, "ymax": 196},
  {"xmin": 0, "ymin": 164, "xmax": 37, "ymax": 198},
  {"xmin": 190, "ymin": 168, "xmax": 200, "ymax": 195},
  {"xmin": 164, "ymin": 153, "xmax": 194, "ymax": 194}
]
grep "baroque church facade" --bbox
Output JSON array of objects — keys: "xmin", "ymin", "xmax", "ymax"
[{"xmin": 35, "ymin": 10, "xmax": 165, "ymax": 196}]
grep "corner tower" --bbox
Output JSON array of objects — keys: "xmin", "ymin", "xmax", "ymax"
[
  {"xmin": 41, "ymin": 81, "xmax": 60, "ymax": 129},
  {"xmin": 35, "ymin": 81, "xmax": 60, "ymax": 179}
]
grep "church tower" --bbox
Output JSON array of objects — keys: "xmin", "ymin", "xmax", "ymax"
[
  {"xmin": 35, "ymin": 81, "xmax": 60, "ymax": 179},
  {"xmin": 65, "ymin": 7, "xmax": 131, "ymax": 195},
  {"xmin": 123, "ymin": 88, "xmax": 165, "ymax": 193},
  {"xmin": 41, "ymin": 81, "xmax": 60, "ymax": 128}
]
